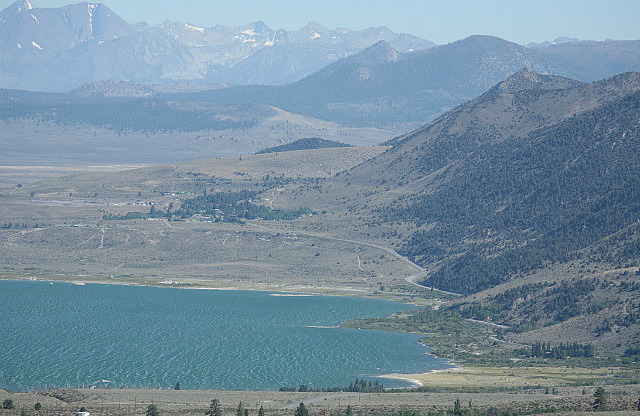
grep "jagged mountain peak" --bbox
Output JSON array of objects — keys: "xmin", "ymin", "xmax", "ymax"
[
  {"xmin": 75, "ymin": 2, "xmax": 102, "ymax": 7},
  {"xmin": 528, "ymin": 37, "xmax": 584, "ymax": 47},
  {"xmin": 59, "ymin": 2, "xmax": 111, "ymax": 14},
  {"xmin": 0, "ymin": 0, "xmax": 135, "ymax": 57},
  {"xmin": 0, "ymin": 1, "xmax": 437, "ymax": 90},
  {"xmin": 247, "ymin": 21, "xmax": 271, "ymax": 33},
  {"xmin": 5, "ymin": 0, "xmax": 35, "ymax": 13}
]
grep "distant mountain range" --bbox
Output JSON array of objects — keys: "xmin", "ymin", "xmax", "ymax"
[
  {"xmin": 3, "ymin": 1, "xmax": 640, "ymax": 97},
  {"xmin": 129, "ymin": 35, "xmax": 640, "ymax": 127},
  {"xmin": 2, "ymin": 1, "xmax": 640, "ymax": 130},
  {"xmin": 0, "ymin": 0, "xmax": 434, "ymax": 91},
  {"xmin": 3, "ymin": 35, "xmax": 640, "ymax": 131}
]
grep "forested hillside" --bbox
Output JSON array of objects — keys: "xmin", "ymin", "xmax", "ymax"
[
  {"xmin": 306, "ymin": 70, "xmax": 640, "ymax": 351},
  {"xmin": 281, "ymin": 70, "xmax": 640, "ymax": 298},
  {"xmin": 398, "ymin": 89, "xmax": 640, "ymax": 294}
]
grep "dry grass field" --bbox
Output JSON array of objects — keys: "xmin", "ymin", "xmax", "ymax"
[
  {"xmin": 0, "ymin": 113, "xmax": 396, "ymax": 168},
  {"xmin": 0, "ymin": 146, "xmax": 425, "ymax": 298},
  {"xmin": 0, "ymin": 218, "xmax": 418, "ymax": 295},
  {"xmin": 2, "ymin": 385, "xmax": 640, "ymax": 416},
  {"xmin": 383, "ymin": 366, "xmax": 640, "ymax": 389}
]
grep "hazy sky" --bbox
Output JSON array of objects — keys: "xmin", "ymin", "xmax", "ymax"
[{"xmin": 2, "ymin": 0, "xmax": 639, "ymax": 45}]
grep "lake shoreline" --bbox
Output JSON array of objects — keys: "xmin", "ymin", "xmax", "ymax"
[
  {"xmin": 1, "ymin": 278, "xmax": 450, "ymax": 392},
  {"xmin": 380, "ymin": 365, "xmax": 463, "ymax": 388},
  {"xmin": 0, "ymin": 274, "xmax": 376, "ymax": 299}
]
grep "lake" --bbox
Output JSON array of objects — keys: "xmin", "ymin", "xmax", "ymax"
[{"xmin": 0, "ymin": 280, "xmax": 449, "ymax": 391}]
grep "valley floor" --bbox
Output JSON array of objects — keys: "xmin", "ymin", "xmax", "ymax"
[{"xmin": 2, "ymin": 148, "xmax": 639, "ymax": 412}]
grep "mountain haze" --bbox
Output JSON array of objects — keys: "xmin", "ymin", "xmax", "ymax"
[
  {"xmin": 529, "ymin": 39, "xmax": 640, "ymax": 82},
  {"xmin": 0, "ymin": 1, "xmax": 434, "ymax": 91},
  {"xmin": 0, "ymin": 0, "xmax": 134, "ymax": 52},
  {"xmin": 2, "ymin": 1, "xmax": 640, "ymax": 97},
  {"xmin": 5, "ymin": 35, "xmax": 640, "ymax": 136},
  {"xmin": 179, "ymin": 35, "xmax": 640, "ymax": 127}
]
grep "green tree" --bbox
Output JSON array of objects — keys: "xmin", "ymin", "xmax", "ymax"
[
  {"xmin": 2, "ymin": 399, "xmax": 15, "ymax": 409},
  {"xmin": 593, "ymin": 387, "xmax": 607, "ymax": 411},
  {"xmin": 453, "ymin": 398, "xmax": 462, "ymax": 416},
  {"xmin": 236, "ymin": 402, "xmax": 245, "ymax": 416},
  {"xmin": 258, "ymin": 406, "xmax": 265, "ymax": 416},
  {"xmin": 206, "ymin": 399, "xmax": 222, "ymax": 416},
  {"xmin": 294, "ymin": 402, "xmax": 309, "ymax": 416},
  {"xmin": 175, "ymin": 381, "xmax": 181, "ymax": 390},
  {"xmin": 147, "ymin": 403, "xmax": 160, "ymax": 416},
  {"xmin": 345, "ymin": 405, "xmax": 353, "ymax": 416},
  {"xmin": 34, "ymin": 402, "xmax": 42, "ymax": 411}
]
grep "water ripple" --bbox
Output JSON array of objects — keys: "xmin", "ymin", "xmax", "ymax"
[{"xmin": 0, "ymin": 280, "xmax": 450, "ymax": 390}]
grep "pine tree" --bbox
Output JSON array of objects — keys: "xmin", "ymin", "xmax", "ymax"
[
  {"xmin": 294, "ymin": 402, "xmax": 309, "ymax": 416},
  {"xmin": 206, "ymin": 399, "xmax": 222, "ymax": 416},
  {"xmin": 146, "ymin": 404, "xmax": 160, "ymax": 416},
  {"xmin": 593, "ymin": 387, "xmax": 607, "ymax": 411},
  {"xmin": 258, "ymin": 406, "xmax": 265, "ymax": 416},
  {"xmin": 453, "ymin": 398, "xmax": 462, "ymax": 416}
]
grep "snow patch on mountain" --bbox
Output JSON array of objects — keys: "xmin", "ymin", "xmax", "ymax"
[
  {"xmin": 185, "ymin": 23, "xmax": 204, "ymax": 32},
  {"xmin": 87, "ymin": 3, "xmax": 95, "ymax": 35},
  {"xmin": 0, "ymin": 1, "xmax": 436, "ymax": 91},
  {"xmin": 17, "ymin": 0, "xmax": 32, "ymax": 12}
]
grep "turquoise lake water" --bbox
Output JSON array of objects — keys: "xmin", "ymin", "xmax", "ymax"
[{"xmin": 0, "ymin": 280, "xmax": 449, "ymax": 391}]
